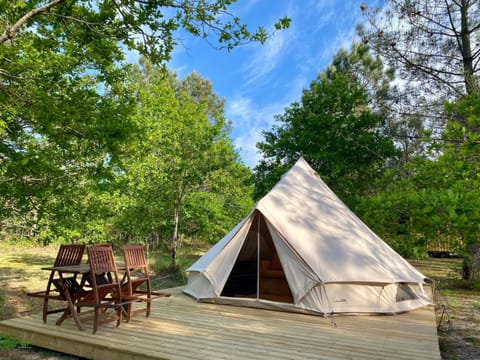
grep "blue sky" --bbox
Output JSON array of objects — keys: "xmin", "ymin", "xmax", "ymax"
[{"xmin": 167, "ymin": 0, "xmax": 378, "ymax": 168}]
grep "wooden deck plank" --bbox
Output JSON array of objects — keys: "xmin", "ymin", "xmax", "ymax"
[{"xmin": 0, "ymin": 287, "xmax": 440, "ymax": 360}]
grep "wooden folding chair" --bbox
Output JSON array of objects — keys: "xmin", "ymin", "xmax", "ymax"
[
  {"xmin": 81, "ymin": 243, "xmax": 114, "ymax": 287},
  {"xmin": 121, "ymin": 245, "xmax": 170, "ymax": 321},
  {"xmin": 76, "ymin": 246, "xmax": 132, "ymax": 334},
  {"xmin": 28, "ymin": 244, "xmax": 85, "ymax": 323}
]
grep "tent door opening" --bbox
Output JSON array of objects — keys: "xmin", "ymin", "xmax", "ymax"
[{"xmin": 220, "ymin": 211, "xmax": 294, "ymax": 303}]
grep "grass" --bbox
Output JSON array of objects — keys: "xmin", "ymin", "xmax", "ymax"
[
  {"xmin": 0, "ymin": 242, "xmax": 198, "ymax": 359},
  {"xmin": 410, "ymin": 258, "xmax": 480, "ymax": 359},
  {"xmin": 0, "ymin": 244, "xmax": 478, "ymax": 359},
  {"xmin": 0, "ymin": 242, "xmax": 197, "ymax": 321},
  {"xmin": 0, "ymin": 334, "xmax": 28, "ymax": 351}
]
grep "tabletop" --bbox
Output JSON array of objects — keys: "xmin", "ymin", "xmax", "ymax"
[{"xmin": 41, "ymin": 263, "xmax": 126, "ymax": 273}]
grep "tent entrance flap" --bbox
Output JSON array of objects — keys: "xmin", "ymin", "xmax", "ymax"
[{"xmin": 220, "ymin": 211, "xmax": 294, "ymax": 303}]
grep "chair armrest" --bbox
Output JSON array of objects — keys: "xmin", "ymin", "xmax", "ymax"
[{"xmin": 27, "ymin": 290, "xmax": 64, "ymax": 300}]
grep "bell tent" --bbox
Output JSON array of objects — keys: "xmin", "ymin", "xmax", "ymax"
[{"xmin": 184, "ymin": 158, "xmax": 431, "ymax": 315}]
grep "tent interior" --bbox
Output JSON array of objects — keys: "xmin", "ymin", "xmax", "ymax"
[{"xmin": 220, "ymin": 211, "xmax": 294, "ymax": 303}]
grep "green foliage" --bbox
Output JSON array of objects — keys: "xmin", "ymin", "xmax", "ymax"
[
  {"xmin": 184, "ymin": 163, "xmax": 254, "ymax": 243},
  {"xmin": 112, "ymin": 63, "xmax": 253, "ymax": 264},
  {"xmin": 358, "ymin": 0, "xmax": 480, "ymax": 180},
  {"xmin": 255, "ymin": 43, "xmax": 396, "ymax": 204},
  {"xmin": 1, "ymin": 1, "xmax": 280, "ymax": 246},
  {"xmin": 357, "ymin": 93, "xmax": 480, "ymax": 258},
  {"xmin": 0, "ymin": 1, "xmax": 290, "ymax": 63},
  {"xmin": 1, "ymin": 0, "xmax": 139, "ymax": 241},
  {"xmin": 0, "ymin": 334, "xmax": 28, "ymax": 350}
]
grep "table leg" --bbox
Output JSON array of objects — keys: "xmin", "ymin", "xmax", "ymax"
[{"xmin": 55, "ymin": 273, "xmax": 84, "ymax": 331}]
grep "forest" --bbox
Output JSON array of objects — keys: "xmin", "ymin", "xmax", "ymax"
[{"xmin": 1, "ymin": 1, "xmax": 479, "ymax": 278}]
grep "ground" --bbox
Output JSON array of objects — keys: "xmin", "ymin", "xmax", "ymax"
[
  {"xmin": 0, "ymin": 244, "xmax": 182, "ymax": 360},
  {"xmin": 0, "ymin": 245, "xmax": 479, "ymax": 359},
  {"xmin": 436, "ymin": 294, "xmax": 480, "ymax": 359},
  {"xmin": 411, "ymin": 259, "xmax": 480, "ymax": 359}
]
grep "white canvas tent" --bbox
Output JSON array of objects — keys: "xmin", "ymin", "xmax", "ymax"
[{"xmin": 184, "ymin": 158, "xmax": 431, "ymax": 315}]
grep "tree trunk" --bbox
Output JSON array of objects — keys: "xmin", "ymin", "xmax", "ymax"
[
  {"xmin": 150, "ymin": 230, "xmax": 159, "ymax": 248},
  {"xmin": 460, "ymin": 0, "xmax": 475, "ymax": 94},
  {"xmin": 171, "ymin": 204, "xmax": 180, "ymax": 269},
  {"xmin": 462, "ymin": 244, "xmax": 480, "ymax": 280}
]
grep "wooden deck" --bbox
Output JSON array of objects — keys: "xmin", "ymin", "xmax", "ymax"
[{"xmin": 0, "ymin": 287, "xmax": 440, "ymax": 359}]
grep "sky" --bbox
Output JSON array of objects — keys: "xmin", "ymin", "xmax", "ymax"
[{"xmin": 166, "ymin": 0, "xmax": 379, "ymax": 168}]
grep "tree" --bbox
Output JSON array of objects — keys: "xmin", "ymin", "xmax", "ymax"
[
  {"xmin": 255, "ymin": 44, "xmax": 397, "ymax": 204},
  {"xmin": 359, "ymin": 0, "xmax": 480, "ymax": 97},
  {"xmin": 183, "ymin": 162, "xmax": 254, "ymax": 243},
  {"xmin": 172, "ymin": 70, "xmax": 229, "ymax": 130},
  {"xmin": 324, "ymin": 42, "xmax": 394, "ymax": 114},
  {"xmin": 357, "ymin": 94, "xmax": 480, "ymax": 260},
  {"xmin": 116, "ymin": 63, "xmax": 253, "ymax": 267},
  {"xmin": 0, "ymin": 53, "xmax": 135, "ymax": 239},
  {"xmin": 0, "ymin": 1, "xmax": 290, "ymax": 60},
  {"xmin": 358, "ymin": 1, "xmax": 480, "ymax": 180},
  {"xmin": 443, "ymin": 94, "xmax": 480, "ymax": 278},
  {"xmin": 0, "ymin": 0, "xmax": 287, "ymax": 240}
]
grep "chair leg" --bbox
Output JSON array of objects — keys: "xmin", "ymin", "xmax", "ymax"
[
  {"xmin": 146, "ymin": 301, "xmax": 151, "ymax": 317},
  {"xmin": 42, "ymin": 298, "xmax": 49, "ymax": 323},
  {"xmin": 126, "ymin": 303, "xmax": 132, "ymax": 322},
  {"xmin": 93, "ymin": 307, "xmax": 99, "ymax": 334},
  {"xmin": 116, "ymin": 306, "xmax": 122, "ymax": 327}
]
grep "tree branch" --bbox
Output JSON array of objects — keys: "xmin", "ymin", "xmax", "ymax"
[
  {"xmin": 389, "ymin": 44, "xmax": 465, "ymax": 96},
  {"xmin": 0, "ymin": 0, "xmax": 65, "ymax": 44},
  {"xmin": 444, "ymin": 0, "xmax": 463, "ymax": 54}
]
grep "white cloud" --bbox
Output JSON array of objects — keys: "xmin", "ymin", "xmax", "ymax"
[
  {"xmin": 227, "ymin": 95, "xmax": 290, "ymax": 168},
  {"xmin": 234, "ymin": 128, "xmax": 264, "ymax": 169},
  {"xmin": 164, "ymin": 0, "xmax": 373, "ymax": 168},
  {"xmin": 240, "ymin": 29, "xmax": 291, "ymax": 89},
  {"xmin": 227, "ymin": 97, "xmax": 255, "ymax": 128}
]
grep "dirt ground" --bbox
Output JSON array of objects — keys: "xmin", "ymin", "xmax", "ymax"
[{"xmin": 0, "ymin": 247, "xmax": 479, "ymax": 359}]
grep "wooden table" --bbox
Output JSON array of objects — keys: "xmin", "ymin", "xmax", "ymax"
[{"xmin": 41, "ymin": 263, "xmax": 125, "ymax": 330}]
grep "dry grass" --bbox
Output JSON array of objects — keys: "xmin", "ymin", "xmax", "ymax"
[
  {"xmin": 410, "ymin": 258, "xmax": 480, "ymax": 360},
  {"xmin": 0, "ymin": 246, "xmax": 479, "ymax": 359},
  {"xmin": 0, "ymin": 244, "xmax": 186, "ymax": 359},
  {"xmin": 0, "ymin": 244, "xmax": 80, "ymax": 359}
]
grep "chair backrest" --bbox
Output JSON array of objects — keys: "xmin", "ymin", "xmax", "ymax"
[
  {"xmin": 90, "ymin": 243, "xmax": 113, "ymax": 248},
  {"xmin": 86, "ymin": 246, "xmax": 121, "ymax": 303},
  {"xmin": 122, "ymin": 245, "xmax": 150, "ymax": 296},
  {"xmin": 54, "ymin": 244, "xmax": 85, "ymax": 267},
  {"xmin": 122, "ymin": 245, "xmax": 148, "ymax": 270},
  {"xmin": 86, "ymin": 243, "xmax": 113, "ymax": 262},
  {"xmin": 82, "ymin": 246, "xmax": 126, "ymax": 333},
  {"xmin": 87, "ymin": 246, "xmax": 118, "ymax": 276}
]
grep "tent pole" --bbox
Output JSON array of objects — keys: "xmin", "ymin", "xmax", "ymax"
[{"xmin": 256, "ymin": 213, "xmax": 260, "ymax": 300}]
